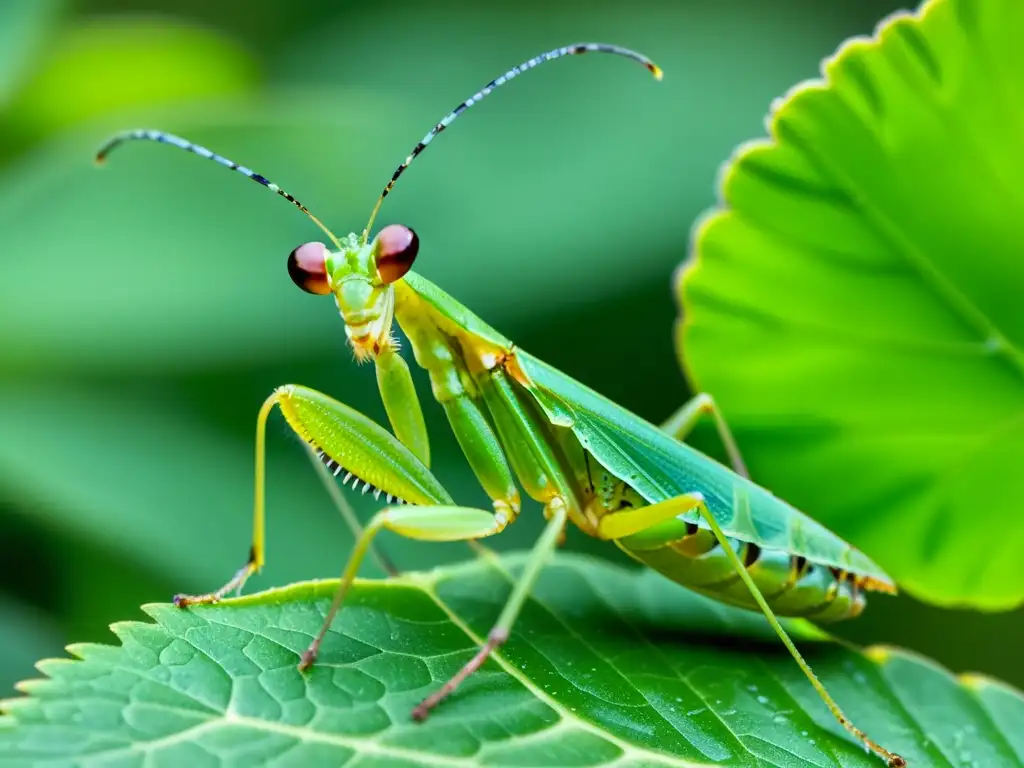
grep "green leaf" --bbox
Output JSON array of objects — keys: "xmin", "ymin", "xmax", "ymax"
[
  {"xmin": 676, "ymin": 0, "xmax": 1024, "ymax": 609},
  {"xmin": 3, "ymin": 554, "xmax": 1022, "ymax": 767}
]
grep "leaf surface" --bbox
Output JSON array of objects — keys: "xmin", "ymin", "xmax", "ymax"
[
  {"xmin": 3, "ymin": 554, "xmax": 1021, "ymax": 767},
  {"xmin": 677, "ymin": 0, "xmax": 1024, "ymax": 608}
]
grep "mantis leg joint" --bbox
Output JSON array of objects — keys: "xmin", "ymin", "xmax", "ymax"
[{"xmin": 172, "ymin": 557, "xmax": 256, "ymax": 608}]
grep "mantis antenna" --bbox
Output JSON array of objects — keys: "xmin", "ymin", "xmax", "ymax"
[
  {"xmin": 360, "ymin": 42, "xmax": 663, "ymax": 242},
  {"xmin": 95, "ymin": 129, "xmax": 345, "ymax": 251}
]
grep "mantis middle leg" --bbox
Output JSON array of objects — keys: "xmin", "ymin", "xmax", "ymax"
[{"xmin": 296, "ymin": 496, "xmax": 569, "ymax": 721}]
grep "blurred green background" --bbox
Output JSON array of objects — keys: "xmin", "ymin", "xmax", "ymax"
[{"xmin": 1, "ymin": 0, "xmax": 1020, "ymax": 700}]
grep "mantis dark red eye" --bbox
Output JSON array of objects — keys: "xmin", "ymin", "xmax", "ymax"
[
  {"xmin": 374, "ymin": 224, "xmax": 419, "ymax": 284},
  {"xmin": 288, "ymin": 242, "xmax": 331, "ymax": 295}
]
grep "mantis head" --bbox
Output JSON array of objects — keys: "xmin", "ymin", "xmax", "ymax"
[
  {"xmin": 96, "ymin": 45, "xmax": 660, "ymax": 362},
  {"xmin": 287, "ymin": 225, "xmax": 419, "ymax": 361}
]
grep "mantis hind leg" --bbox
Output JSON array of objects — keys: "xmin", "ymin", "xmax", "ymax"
[
  {"xmin": 599, "ymin": 495, "xmax": 906, "ymax": 768},
  {"xmin": 661, "ymin": 393, "xmax": 749, "ymax": 478}
]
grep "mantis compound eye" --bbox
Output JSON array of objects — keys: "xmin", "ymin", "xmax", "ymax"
[
  {"xmin": 374, "ymin": 224, "xmax": 419, "ymax": 284},
  {"xmin": 288, "ymin": 241, "xmax": 331, "ymax": 295}
]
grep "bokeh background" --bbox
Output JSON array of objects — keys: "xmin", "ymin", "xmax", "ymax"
[{"xmin": 2, "ymin": 0, "xmax": 1020, "ymax": 699}]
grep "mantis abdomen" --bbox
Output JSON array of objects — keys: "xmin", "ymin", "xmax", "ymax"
[
  {"xmin": 579, "ymin": 453, "xmax": 879, "ymax": 622},
  {"xmin": 615, "ymin": 507, "xmax": 869, "ymax": 622}
]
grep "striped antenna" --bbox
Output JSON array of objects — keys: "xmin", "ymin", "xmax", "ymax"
[
  {"xmin": 96, "ymin": 129, "xmax": 344, "ymax": 251},
  {"xmin": 361, "ymin": 42, "xmax": 662, "ymax": 241}
]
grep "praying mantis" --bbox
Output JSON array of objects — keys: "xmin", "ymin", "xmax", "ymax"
[{"xmin": 97, "ymin": 43, "xmax": 906, "ymax": 767}]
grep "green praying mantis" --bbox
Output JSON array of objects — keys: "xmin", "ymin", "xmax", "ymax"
[{"xmin": 97, "ymin": 43, "xmax": 907, "ymax": 767}]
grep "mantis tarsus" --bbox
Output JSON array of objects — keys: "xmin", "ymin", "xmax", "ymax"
[{"xmin": 98, "ymin": 42, "xmax": 907, "ymax": 767}]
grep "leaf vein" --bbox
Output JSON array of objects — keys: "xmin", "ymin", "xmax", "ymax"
[{"xmin": 421, "ymin": 568, "xmax": 705, "ymax": 768}]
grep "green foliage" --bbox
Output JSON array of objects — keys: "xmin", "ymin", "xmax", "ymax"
[
  {"xmin": 4, "ymin": 554, "xmax": 1023, "ymax": 767},
  {"xmin": 678, "ymin": 0, "xmax": 1024, "ymax": 610}
]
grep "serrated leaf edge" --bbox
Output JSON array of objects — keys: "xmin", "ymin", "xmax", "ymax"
[{"xmin": 4, "ymin": 554, "xmax": 1024, "ymax": 767}]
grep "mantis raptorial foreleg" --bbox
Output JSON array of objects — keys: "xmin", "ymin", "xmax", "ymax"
[
  {"xmin": 304, "ymin": 443, "xmax": 399, "ymax": 577},
  {"xmin": 375, "ymin": 345, "xmax": 431, "ymax": 468},
  {"xmin": 661, "ymin": 393, "xmax": 749, "ymax": 478},
  {"xmin": 174, "ymin": 385, "xmax": 457, "ymax": 608},
  {"xmin": 600, "ymin": 493, "xmax": 906, "ymax": 768}
]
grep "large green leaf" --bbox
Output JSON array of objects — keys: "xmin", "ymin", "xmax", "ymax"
[
  {"xmin": 676, "ymin": 0, "xmax": 1024, "ymax": 609},
  {"xmin": 3, "ymin": 554, "xmax": 1022, "ymax": 767}
]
